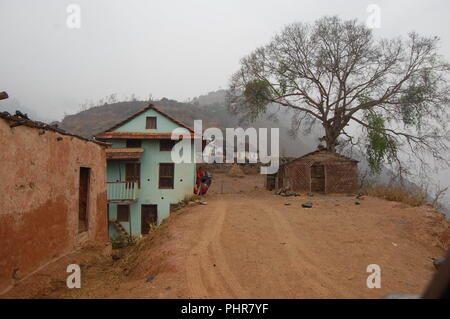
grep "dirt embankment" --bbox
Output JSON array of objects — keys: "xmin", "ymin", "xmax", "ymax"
[{"xmin": 2, "ymin": 174, "xmax": 449, "ymax": 299}]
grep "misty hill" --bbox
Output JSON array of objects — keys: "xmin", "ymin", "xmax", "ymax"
[
  {"xmin": 57, "ymin": 91, "xmax": 320, "ymax": 157},
  {"xmin": 58, "ymin": 97, "xmax": 232, "ymax": 138},
  {"xmin": 191, "ymin": 89, "xmax": 229, "ymax": 106}
]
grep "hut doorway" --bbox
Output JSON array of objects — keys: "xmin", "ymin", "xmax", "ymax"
[
  {"xmin": 266, "ymin": 174, "xmax": 276, "ymax": 191},
  {"xmin": 310, "ymin": 163, "xmax": 325, "ymax": 193}
]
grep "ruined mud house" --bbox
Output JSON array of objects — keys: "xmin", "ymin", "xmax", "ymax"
[{"xmin": 0, "ymin": 112, "xmax": 110, "ymax": 293}]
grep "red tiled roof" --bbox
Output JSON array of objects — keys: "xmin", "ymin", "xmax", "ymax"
[
  {"xmin": 96, "ymin": 132, "xmax": 200, "ymax": 140},
  {"xmin": 95, "ymin": 104, "xmax": 195, "ymax": 139},
  {"xmin": 106, "ymin": 148, "xmax": 144, "ymax": 160}
]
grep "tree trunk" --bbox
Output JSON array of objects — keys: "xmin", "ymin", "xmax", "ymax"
[
  {"xmin": 326, "ymin": 139, "xmax": 337, "ymax": 152},
  {"xmin": 323, "ymin": 125, "xmax": 339, "ymax": 152}
]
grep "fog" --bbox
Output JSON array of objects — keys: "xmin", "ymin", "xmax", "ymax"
[
  {"xmin": 1, "ymin": 0, "xmax": 450, "ymax": 120},
  {"xmin": 1, "ymin": 0, "xmax": 450, "ymax": 215}
]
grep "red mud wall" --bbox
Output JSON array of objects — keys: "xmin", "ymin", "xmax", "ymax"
[{"xmin": 0, "ymin": 119, "xmax": 108, "ymax": 293}]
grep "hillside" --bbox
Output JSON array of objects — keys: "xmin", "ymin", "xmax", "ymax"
[
  {"xmin": 57, "ymin": 91, "xmax": 320, "ymax": 157},
  {"xmin": 58, "ymin": 98, "xmax": 233, "ymax": 138}
]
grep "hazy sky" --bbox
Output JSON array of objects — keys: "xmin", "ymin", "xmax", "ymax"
[{"xmin": 1, "ymin": 0, "xmax": 450, "ymax": 120}]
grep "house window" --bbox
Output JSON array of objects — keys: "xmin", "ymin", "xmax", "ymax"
[
  {"xmin": 159, "ymin": 163, "xmax": 174, "ymax": 189},
  {"xmin": 125, "ymin": 163, "xmax": 141, "ymax": 188},
  {"xmin": 126, "ymin": 139, "xmax": 142, "ymax": 148},
  {"xmin": 146, "ymin": 116, "xmax": 157, "ymax": 129},
  {"xmin": 160, "ymin": 139, "xmax": 176, "ymax": 151},
  {"xmin": 117, "ymin": 205, "xmax": 130, "ymax": 222}
]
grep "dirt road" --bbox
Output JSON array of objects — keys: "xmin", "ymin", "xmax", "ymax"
[
  {"xmin": 175, "ymin": 193, "xmax": 445, "ymax": 298},
  {"xmin": 3, "ymin": 174, "xmax": 449, "ymax": 299}
]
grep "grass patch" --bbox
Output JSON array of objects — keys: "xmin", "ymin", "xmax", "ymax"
[
  {"xmin": 363, "ymin": 185, "xmax": 427, "ymax": 207},
  {"xmin": 111, "ymin": 235, "xmax": 137, "ymax": 249}
]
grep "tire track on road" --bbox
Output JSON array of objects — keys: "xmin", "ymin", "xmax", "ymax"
[
  {"xmin": 185, "ymin": 199, "xmax": 247, "ymax": 298},
  {"xmin": 207, "ymin": 200, "xmax": 248, "ymax": 298},
  {"xmin": 255, "ymin": 200, "xmax": 341, "ymax": 297},
  {"xmin": 185, "ymin": 203, "xmax": 226, "ymax": 298}
]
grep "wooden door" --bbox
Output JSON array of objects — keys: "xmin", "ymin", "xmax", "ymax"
[
  {"xmin": 141, "ymin": 205, "xmax": 157, "ymax": 234},
  {"xmin": 266, "ymin": 174, "xmax": 276, "ymax": 190},
  {"xmin": 310, "ymin": 164, "xmax": 325, "ymax": 193},
  {"xmin": 117, "ymin": 205, "xmax": 130, "ymax": 222},
  {"xmin": 78, "ymin": 167, "xmax": 90, "ymax": 233}
]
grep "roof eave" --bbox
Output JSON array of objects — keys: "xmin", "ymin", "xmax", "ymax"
[{"xmin": 95, "ymin": 104, "xmax": 195, "ymax": 137}]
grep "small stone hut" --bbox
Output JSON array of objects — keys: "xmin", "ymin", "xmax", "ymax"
[{"xmin": 275, "ymin": 150, "xmax": 358, "ymax": 193}]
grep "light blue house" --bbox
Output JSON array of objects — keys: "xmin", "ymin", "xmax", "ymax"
[{"xmin": 96, "ymin": 104, "xmax": 197, "ymax": 238}]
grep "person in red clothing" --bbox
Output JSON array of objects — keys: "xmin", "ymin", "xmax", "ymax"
[{"xmin": 194, "ymin": 166, "xmax": 211, "ymax": 195}]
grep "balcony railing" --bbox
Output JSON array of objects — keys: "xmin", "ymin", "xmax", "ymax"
[{"xmin": 107, "ymin": 182, "xmax": 139, "ymax": 203}]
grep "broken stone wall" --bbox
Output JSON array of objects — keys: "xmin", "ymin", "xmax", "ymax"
[
  {"xmin": 325, "ymin": 161, "xmax": 358, "ymax": 193},
  {"xmin": 280, "ymin": 161, "xmax": 310, "ymax": 192},
  {"xmin": 279, "ymin": 157, "xmax": 358, "ymax": 193}
]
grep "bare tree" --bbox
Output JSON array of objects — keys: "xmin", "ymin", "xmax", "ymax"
[
  {"xmin": 108, "ymin": 93, "xmax": 117, "ymax": 104},
  {"xmin": 227, "ymin": 16, "xmax": 450, "ymax": 173},
  {"xmin": 432, "ymin": 184, "xmax": 448, "ymax": 209}
]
